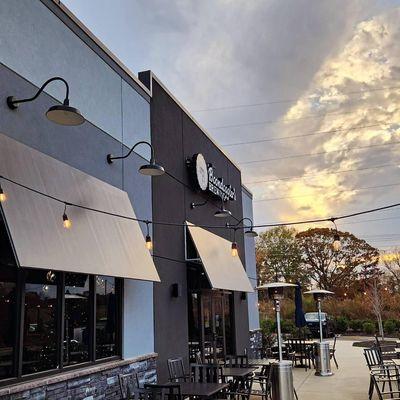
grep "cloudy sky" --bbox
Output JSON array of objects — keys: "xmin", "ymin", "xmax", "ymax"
[{"xmin": 63, "ymin": 0, "xmax": 400, "ymax": 252}]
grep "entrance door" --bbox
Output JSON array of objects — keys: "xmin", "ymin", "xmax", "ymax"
[
  {"xmin": 203, "ymin": 293, "xmax": 226, "ymax": 363},
  {"xmin": 188, "ymin": 290, "xmax": 234, "ymax": 364}
]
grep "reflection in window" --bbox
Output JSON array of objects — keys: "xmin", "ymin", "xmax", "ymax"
[
  {"xmin": 0, "ymin": 267, "xmax": 17, "ymax": 379},
  {"xmin": 64, "ymin": 273, "xmax": 90, "ymax": 366},
  {"xmin": 96, "ymin": 276, "xmax": 116, "ymax": 359},
  {"xmin": 23, "ymin": 270, "xmax": 58, "ymax": 375}
]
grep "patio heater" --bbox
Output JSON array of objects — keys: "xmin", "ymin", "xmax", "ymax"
[
  {"xmin": 304, "ymin": 289, "xmax": 334, "ymax": 376},
  {"xmin": 257, "ymin": 282, "xmax": 296, "ymax": 400}
]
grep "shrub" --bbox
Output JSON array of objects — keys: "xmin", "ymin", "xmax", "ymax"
[
  {"xmin": 363, "ymin": 321, "xmax": 375, "ymax": 335},
  {"xmin": 281, "ymin": 319, "xmax": 296, "ymax": 334},
  {"xmin": 348, "ymin": 319, "xmax": 363, "ymax": 332},
  {"xmin": 384, "ymin": 320, "xmax": 397, "ymax": 335},
  {"xmin": 335, "ymin": 317, "xmax": 348, "ymax": 334}
]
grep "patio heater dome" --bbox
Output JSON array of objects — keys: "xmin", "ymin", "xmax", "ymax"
[
  {"xmin": 257, "ymin": 282, "xmax": 297, "ymax": 300},
  {"xmin": 304, "ymin": 289, "xmax": 334, "ymax": 301}
]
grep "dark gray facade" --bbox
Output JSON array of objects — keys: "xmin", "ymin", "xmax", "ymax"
[{"xmin": 139, "ymin": 72, "xmax": 251, "ymax": 381}]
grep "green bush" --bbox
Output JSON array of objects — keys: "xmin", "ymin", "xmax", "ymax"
[
  {"xmin": 384, "ymin": 320, "xmax": 397, "ymax": 335},
  {"xmin": 335, "ymin": 317, "xmax": 348, "ymax": 334},
  {"xmin": 348, "ymin": 319, "xmax": 363, "ymax": 332},
  {"xmin": 281, "ymin": 319, "xmax": 296, "ymax": 334},
  {"xmin": 363, "ymin": 321, "xmax": 375, "ymax": 335}
]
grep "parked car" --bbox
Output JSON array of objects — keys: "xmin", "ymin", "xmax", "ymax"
[{"xmin": 305, "ymin": 312, "xmax": 335, "ymax": 338}]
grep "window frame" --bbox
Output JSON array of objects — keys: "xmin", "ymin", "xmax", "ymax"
[{"xmin": 0, "ymin": 266, "xmax": 123, "ymax": 386}]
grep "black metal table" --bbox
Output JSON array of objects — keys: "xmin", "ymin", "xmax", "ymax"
[
  {"xmin": 164, "ymin": 382, "xmax": 229, "ymax": 398},
  {"xmin": 221, "ymin": 367, "xmax": 256, "ymax": 378}
]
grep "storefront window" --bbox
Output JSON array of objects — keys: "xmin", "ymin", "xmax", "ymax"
[
  {"xmin": 0, "ymin": 267, "xmax": 17, "ymax": 379},
  {"xmin": 22, "ymin": 270, "xmax": 58, "ymax": 375},
  {"xmin": 96, "ymin": 276, "xmax": 117, "ymax": 359},
  {"xmin": 64, "ymin": 273, "xmax": 90, "ymax": 366}
]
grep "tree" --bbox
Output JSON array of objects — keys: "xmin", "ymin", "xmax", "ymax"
[
  {"xmin": 382, "ymin": 248, "xmax": 400, "ymax": 291},
  {"xmin": 365, "ymin": 279, "xmax": 384, "ymax": 339},
  {"xmin": 295, "ymin": 228, "xmax": 379, "ymax": 293},
  {"xmin": 256, "ymin": 226, "xmax": 308, "ymax": 286}
]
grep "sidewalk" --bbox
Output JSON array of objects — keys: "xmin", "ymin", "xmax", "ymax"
[{"xmin": 293, "ymin": 337, "xmax": 370, "ymax": 400}]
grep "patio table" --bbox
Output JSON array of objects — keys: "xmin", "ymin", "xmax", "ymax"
[
  {"xmin": 248, "ymin": 358, "xmax": 277, "ymax": 366},
  {"xmin": 165, "ymin": 382, "xmax": 229, "ymax": 398},
  {"xmin": 221, "ymin": 367, "xmax": 256, "ymax": 378}
]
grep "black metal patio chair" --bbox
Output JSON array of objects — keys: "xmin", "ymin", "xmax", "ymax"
[
  {"xmin": 167, "ymin": 357, "xmax": 190, "ymax": 382},
  {"xmin": 329, "ymin": 335, "xmax": 338, "ymax": 369}
]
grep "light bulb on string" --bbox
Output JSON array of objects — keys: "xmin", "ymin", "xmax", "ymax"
[
  {"xmin": 145, "ymin": 221, "xmax": 153, "ymax": 250},
  {"xmin": 330, "ymin": 218, "xmax": 341, "ymax": 252},
  {"xmin": 0, "ymin": 183, "xmax": 6, "ymax": 203},
  {"xmin": 231, "ymin": 228, "xmax": 238, "ymax": 257},
  {"xmin": 62, "ymin": 203, "xmax": 71, "ymax": 229}
]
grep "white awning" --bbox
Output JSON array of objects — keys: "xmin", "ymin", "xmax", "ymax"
[
  {"xmin": 186, "ymin": 222, "xmax": 254, "ymax": 293},
  {"xmin": 0, "ymin": 133, "xmax": 160, "ymax": 282}
]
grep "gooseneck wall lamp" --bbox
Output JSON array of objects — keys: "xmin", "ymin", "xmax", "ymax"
[
  {"xmin": 227, "ymin": 217, "xmax": 258, "ymax": 238},
  {"xmin": 107, "ymin": 141, "xmax": 165, "ymax": 176},
  {"xmin": 7, "ymin": 77, "xmax": 85, "ymax": 126},
  {"xmin": 190, "ymin": 198, "xmax": 232, "ymax": 218}
]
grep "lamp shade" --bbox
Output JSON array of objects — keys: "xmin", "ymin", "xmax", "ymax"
[
  {"xmin": 46, "ymin": 105, "xmax": 85, "ymax": 126},
  {"xmin": 214, "ymin": 208, "xmax": 232, "ymax": 218}
]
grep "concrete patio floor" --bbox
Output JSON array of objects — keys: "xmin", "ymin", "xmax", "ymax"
[{"xmin": 292, "ymin": 337, "xmax": 370, "ymax": 400}]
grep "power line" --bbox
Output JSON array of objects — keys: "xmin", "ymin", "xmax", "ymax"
[
  {"xmin": 222, "ymin": 123, "xmax": 394, "ymax": 147},
  {"xmin": 254, "ymin": 182, "xmax": 400, "ymax": 202},
  {"xmin": 244, "ymin": 162, "xmax": 399, "ymax": 185},
  {"xmin": 192, "ymin": 85, "xmax": 400, "ymax": 112},
  {"xmin": 211, "ymin": 107, "xmax": 387, "ymax": 130},
  {"xmin": 239, "ymin": 140, "xmax": 400, "ymax": 165}
]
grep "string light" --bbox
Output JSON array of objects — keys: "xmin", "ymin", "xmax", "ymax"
[
  {"xmin": 63, "ymin": 204, "xmax": 71, "ymax": 229},
  {"xmin": 231, "ymin": 228, "xmax": 238, "ymax": 257},
  {"xmin": 145, "ymin": 221, "xmax": 153, "ymax": 251},
  {"xmin": 331, "ymin": 218, "xmax": 341, "ymax": 252},
  {"xmin": 0, "ymin": 183, "xmax": 6, "ymax": 203}
]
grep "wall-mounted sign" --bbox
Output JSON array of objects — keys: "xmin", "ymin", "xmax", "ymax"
[{"xmin": 187, "ymin": 153, "xmax": 236, "ymax": 201}]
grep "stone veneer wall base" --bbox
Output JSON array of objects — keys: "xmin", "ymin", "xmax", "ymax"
[{"xmin": 0, "ymin": 353, "xmax": 157, "ymax": 400}]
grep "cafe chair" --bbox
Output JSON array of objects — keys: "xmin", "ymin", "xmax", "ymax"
[
  {"xmin": 375, "ymin": 335, "xmax": 398, "ymax": 361},
  {"xmin": 287, "ymin": 339, "xmax": 313, "ymax": 371},
  {"xmin": 190, "ymin": 363, "xmax": 224, "ymax": 383},
  {"xmin": 329, "ymin": 335, "xmax": 339, "ymax": 369},
  {"xmin": 168, "ymin": 357, "xmax": 190, "ymax": 382},
  {"xmin": 225, "ymin": 354, "xmax": 249, "ymax": 368},
  {"xmin": 364, "ymin": 347, "xmax": 398, "ymax": 400},
  {"xmin": 371, "ymin": 367, "xmax": 400, "ymax": 400},
  {"xmin": 119, "ymin": 372, "xmax": 140, "ymax": 399}
]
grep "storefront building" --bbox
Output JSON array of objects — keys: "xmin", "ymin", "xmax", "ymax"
[{"xmin": 0, "ymin": 0, "xmax": 257, "ymax": 398}]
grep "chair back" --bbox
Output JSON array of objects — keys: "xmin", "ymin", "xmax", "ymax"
[
  {"xmin": 225, "ymin": 354, "xmax": 249, "ymax": 367},
  {"xmin": 288, "ymin": 339, "xmax": 308, "ymax": 356},
  {"xmin": 364, "ymin": 347, "xmax": 381, "ymax": 370},
  {"xmin": 190, "ymin": 363, "xmax": 223, "ymax": 383},
  {"xmin": 332, "ymin": 335, "xmax": 337, "ymax": 351},
  {"xmin": 119, "ymin": 372, "xmax": 139, "ymax": 399},
  {"xmin": 145, "ymin": 384, "xmax": 182, "ymax": 400},
  {"xmin": 371, "ymin": 367, "xmax": 400, "ymax": 400},
  {"xmin": 167, "ymin": 358, "xmax": 186, "ymax": 382}
]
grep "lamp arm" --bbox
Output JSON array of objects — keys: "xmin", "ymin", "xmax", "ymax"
[
  {"xmin": 108, "ymin": 141, "xmax": 155, "ymax": 163},
  {"xmin": 228, "ymin": 217, "xmax": 254, "ymax": 229},
  {"xmin": 8, "ymin": 77, "xmax": 70, "ymax": 108}
]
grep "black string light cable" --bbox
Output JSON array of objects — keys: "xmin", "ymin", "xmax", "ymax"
[{"xmin": 1, "ymin": 173, "xmax": 400, "ymax": 230}]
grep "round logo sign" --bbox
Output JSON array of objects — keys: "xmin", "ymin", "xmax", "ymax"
[{"xmin": 194, "ymin": 153, "xmax": 208, "ymax": 191}]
